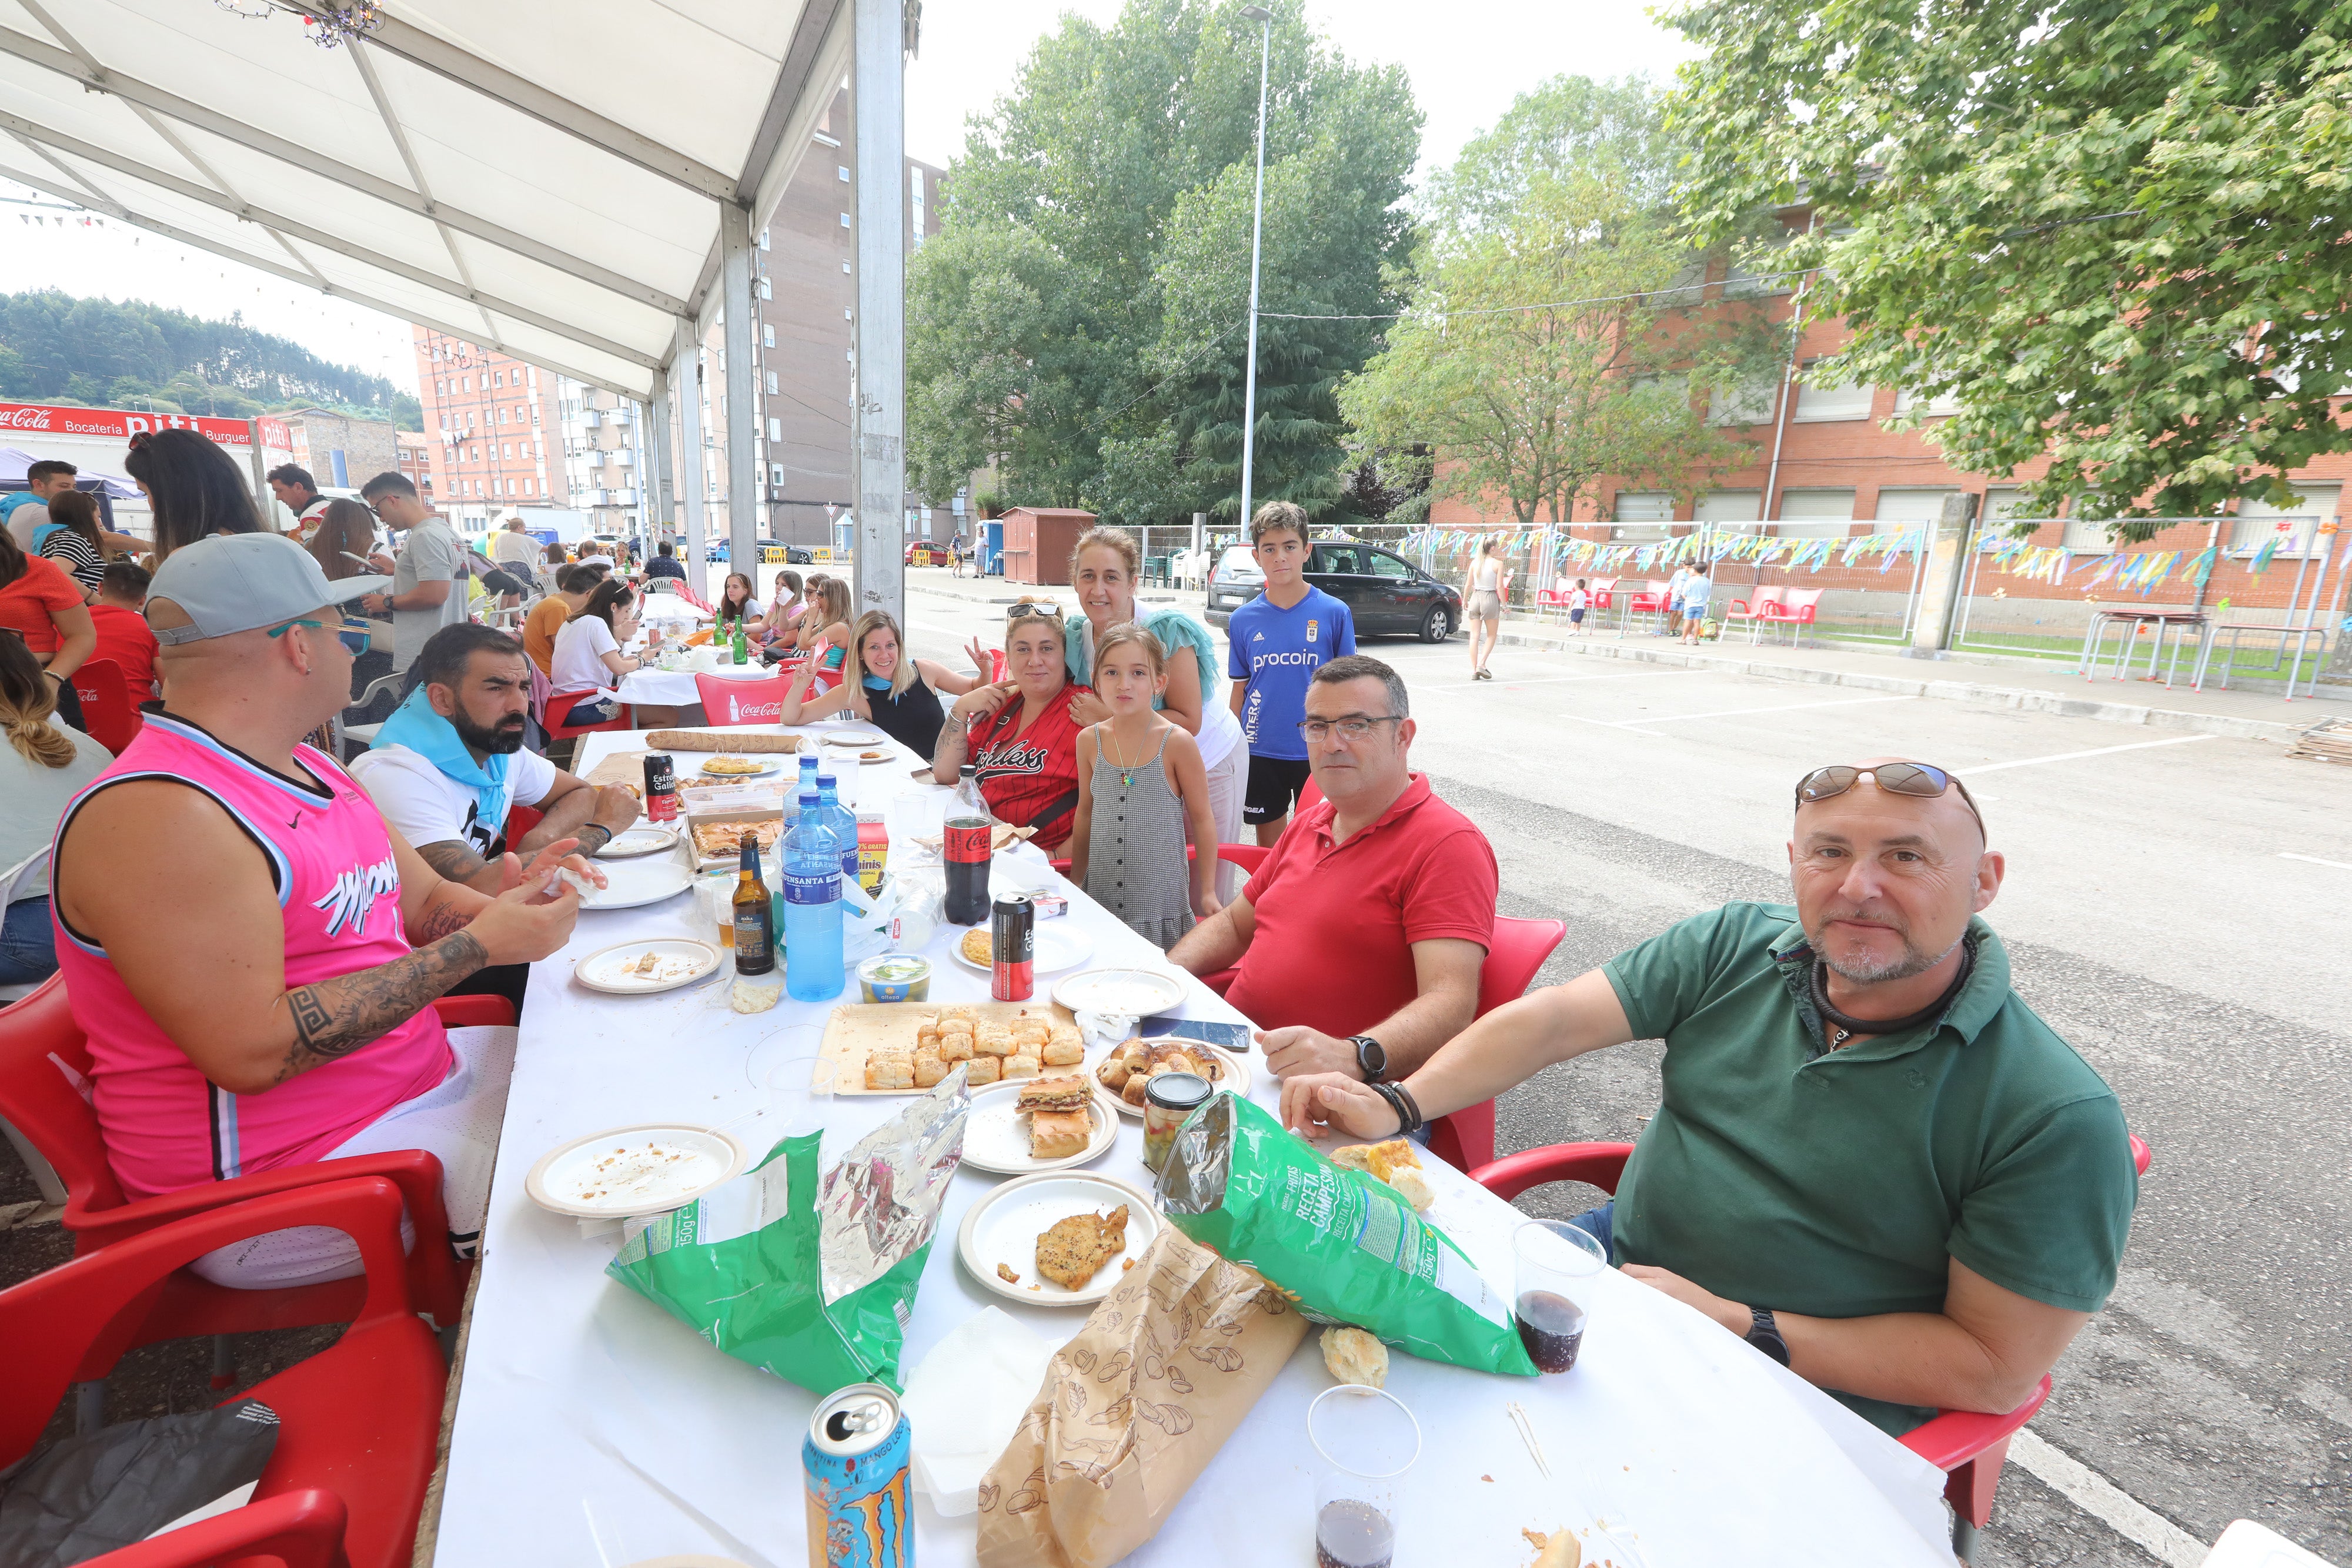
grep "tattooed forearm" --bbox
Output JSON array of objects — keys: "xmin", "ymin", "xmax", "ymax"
[
  {"xmin": 415, "ymin": 837, "xmax": 494, "ymax": 891},
  {"xmin": 409, "ymin": 894, "xmax": 476, "ymax": 944},
  {"xmin": 273, "ymin": 931, "xmax": 488, "ymax": 1084}
]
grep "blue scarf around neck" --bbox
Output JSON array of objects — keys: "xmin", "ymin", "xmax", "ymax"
[{"xmin": 371, "ymin": 685, "xmax": 513, "ymax": 836}]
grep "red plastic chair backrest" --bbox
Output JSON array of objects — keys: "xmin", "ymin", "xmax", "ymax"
[
  {"xmin": 86, "ymin": 1488, "xmax": 349, "ymax": 1568},
  {"xmin": 693, "ymin": 670, "xmax": 796, "ymax": 727},
  {"xmin": 1475, "ymin": 916, "xmax": 1565, "ymax": 1019},
  {"xmin": 543, "ymin": 690, "xmax": 632, "ymax": 739},
  {"xmin": 0, "ymin": 975, "xmax": 123, "ymax": 1215},
  {"xmin": 0, "ymin": 1176, "xmax": 415, "ymax": 1470},
  {"xmin": 70, "ymin": 658, "xmax": 142, "ymax": 755}
]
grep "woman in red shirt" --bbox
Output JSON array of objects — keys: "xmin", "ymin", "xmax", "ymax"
[
  {"xmin": 0, "ymin": 526, "xmax": 95, "ymax": 731},
  {"xmin": 929, "ymin": 599, "xmax": 1092, "ymax": 851}
]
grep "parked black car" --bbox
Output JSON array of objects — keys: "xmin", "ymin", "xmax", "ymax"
[{"xmin": 1205, "ymin": 541, "xmax": 1459, "ymax": 641}]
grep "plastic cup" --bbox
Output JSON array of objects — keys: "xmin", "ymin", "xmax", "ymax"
[
  {"xmin": 764, "ymin": 1052, "xmax": 835, "ymax": 1140},
  {"xmin": 1512, "ymin": 1219, "xmax": 1609, "ymax": 1373},
  {"xmin": 1307, "ymin": 1385, "xmax": 1418, "ymax": 1568}
]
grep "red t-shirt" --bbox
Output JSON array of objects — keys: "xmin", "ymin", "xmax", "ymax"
[
  {"xmin": 1224, "ymin": 774, "xmax": 1498, "ymax": 1038},
  {"xmin": 86, "ymin": 602, "xmax": 159, "ymax": 705},
  {"xmin": 967, "ymin": 684, "xmax": 1092, "ymax": 851},
  {"xmin": 0, "ymin": 553, "xmax": 83, "ymax": 656}
]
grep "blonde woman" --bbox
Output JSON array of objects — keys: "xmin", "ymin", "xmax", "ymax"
[
  {"xmin": 792, "ymin": 576, "xmax": 855, "ymax": 693},
  {"xmin": 0, "ymin": 632, "xmax": 109, "ymax": 984},
  {"xmin": 774, "ymin": 609, "xmax": 980, "ymax": 754},
  {"xmin": 1465, "ymin": 534, "xmax": 1507, "ymax": 679}
]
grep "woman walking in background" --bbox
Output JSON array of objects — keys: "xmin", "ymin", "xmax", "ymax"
[
  {"xmin": 1067, "ymin": 623, "xmax": 1219, "ymax": 949},
  {"xmin": 1465, "ymin": 534, "xmax": 1507, "ymax": 679}
]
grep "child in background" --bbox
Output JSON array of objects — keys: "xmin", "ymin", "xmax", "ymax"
[
  {"xmin": 1569, "ymin": 578, "xmax": 1590, "ymax": 635},
  {"xmin": 1681, "ymin": 563, "xmax": 1713, "ymax": 644},
  {"xmin": 1069, "ymin": 622, "xmax": 1220, "ymax": 949}
]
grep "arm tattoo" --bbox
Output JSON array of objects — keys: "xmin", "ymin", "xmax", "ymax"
[
  {"xmin": 409, "ymin": 894, "xmax": 476, "ymax": 944},
  {"xmin": 416, "ymin": 837, "xmax": 490, "ymax": 884},
  {"xmin": 275, "ymin": 931, "xmax": 488, "ymax": 1084},
  {"xmin": 573, "ymin": 822, "xmax": 613, "ymax": 854}
]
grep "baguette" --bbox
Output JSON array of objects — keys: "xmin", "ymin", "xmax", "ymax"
[{"xmin": 645, "ymin": 729, "xmax": 801, "ymax": 754}]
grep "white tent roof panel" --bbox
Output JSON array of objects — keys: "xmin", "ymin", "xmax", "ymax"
[{"xmin": 0, "ymin": 0, "xmax": 847, "ymax": 399}]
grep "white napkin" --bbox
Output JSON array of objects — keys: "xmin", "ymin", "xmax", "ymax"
[
  {"xmin": 1074, "ymin": 1009, "xmax": 1140, "ymax": 1051},
  {"xmin": 897, "ymin": 1306, "xmax": 1058, "ymax": 1516}
]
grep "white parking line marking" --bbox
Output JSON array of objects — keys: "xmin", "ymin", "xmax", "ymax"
[
  {"xmin": 1967, "ymin": 734, "xmax": 2215, "ymax": 774},
  {"xmin": 2010, "ymin": 1430, "xmax": 2209, "ymax": 1567},
  {"xmin": 1422, "ymin": 670, "xmax": 1710, "ymax": 693},
  {"xmin": 2280, "ymin": 851, "xmax": 2352, "ymax": 871},
  {"xmin": 1569, "ymin": 695, "xmax": 1917, "ymax": 729}
]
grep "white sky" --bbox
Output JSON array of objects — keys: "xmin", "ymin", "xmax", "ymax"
[{"xmin": 0, "ymin": 2, "xmax": 1695, "ymax": 400}]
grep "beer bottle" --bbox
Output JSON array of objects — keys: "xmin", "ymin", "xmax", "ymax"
[{"xmin": 732, "ymin": 834, "xmax": 774, "ymax": 974}]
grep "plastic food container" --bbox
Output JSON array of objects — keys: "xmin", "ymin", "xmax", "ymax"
[{"xmin": 857, "ymin": 952, "xmax": 933, "ymax": 1004}]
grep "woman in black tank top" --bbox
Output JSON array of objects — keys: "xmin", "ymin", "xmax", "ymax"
[{"xmin": 774, "ymin": 609, "xmax": 983, "ymax": 757}]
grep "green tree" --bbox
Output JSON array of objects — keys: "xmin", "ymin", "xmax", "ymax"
[
  {"xmin": 1668, "ymin": 0, "xmax": 2352, "ymax": 533},
  {"xmin": 906, "ymin": 0, "xmax": 1419, "ymax": 525}
]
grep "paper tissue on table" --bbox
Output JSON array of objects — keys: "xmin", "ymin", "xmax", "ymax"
[
  {"xmin": 898, "ymin": 1308, "xmax": 1059, "ymax": 1517},
  {"xmin": 606, "ymin": 1071, "xmax": 970, "ymax": 1394},
  {"xmin": 975, "ymin": 1229, "xmax": 1307, "ymax": 1568},
  {"xmin": 1158, "ymin": 1091, "xmax": 1536, "ymax": 1378}
]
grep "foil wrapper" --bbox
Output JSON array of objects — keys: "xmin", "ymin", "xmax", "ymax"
[
  {"xmin": 1152, "ymin": 1088, "xmax": 1232, "ymax": 1216},
  {"xmin": 820, "ymin": 1066, "xmax": 971, "ymax": 1305}
]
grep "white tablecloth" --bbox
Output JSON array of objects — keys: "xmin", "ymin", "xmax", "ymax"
[
  {"xmin": 614, "ymin": 653, "xmax": 777, "ymax": 710},
  {"xmin": 429, "ymin": 723, "xmax": 1953, "ymax": 1568}
]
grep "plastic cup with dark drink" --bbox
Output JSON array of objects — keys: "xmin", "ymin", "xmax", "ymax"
[
  {"xmin": 1307, "ymin": 1385, "xmax": 1418, "ymax": 1568},
  {"xmin": 1512, "ymin": 1219, "xmax": 1609, "ymax": 1373}
]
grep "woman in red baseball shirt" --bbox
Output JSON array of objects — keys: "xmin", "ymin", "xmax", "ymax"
[{"xmin": 930, "ymin": 597, "xmax": 1093, "ymax": 851}]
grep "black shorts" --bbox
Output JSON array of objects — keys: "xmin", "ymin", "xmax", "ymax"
[{"xmin": 1242, "ymin": 754, "xmax": 1314, "ymax": 824}]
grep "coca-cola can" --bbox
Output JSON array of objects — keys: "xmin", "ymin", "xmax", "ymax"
[{"xmin": 991, "ymin": 894, "xmax": 1034, "ymax": 1001}]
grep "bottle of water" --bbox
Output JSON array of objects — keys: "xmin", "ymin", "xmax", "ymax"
[
  {"xmin": 783, "ymin": 788, "xmax": 844, "ymax": 1001},
  {"xmin": 815, "ymin": 773, "xmax": 860, "ymax": 886}
]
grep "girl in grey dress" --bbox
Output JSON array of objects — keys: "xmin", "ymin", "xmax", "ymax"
[{"xmin": 1067, "ymin": 623, "xmax": 1222, "ymax": 950}]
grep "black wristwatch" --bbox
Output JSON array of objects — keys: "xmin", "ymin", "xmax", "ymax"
[
  {"xmin": 1349, "ymin": 1034, "xmax": 1387, "ymax": 1082},
  {"xmin": 1746, "ymin": 1306, "xmax": 1791, "ymax": 1367}
]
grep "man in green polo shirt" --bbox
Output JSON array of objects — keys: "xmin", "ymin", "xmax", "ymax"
[{"xmin": 1279, "ymin": 757, "xmax": 2138, "ymax": 1438}]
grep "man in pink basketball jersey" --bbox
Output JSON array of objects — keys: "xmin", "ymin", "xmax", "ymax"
[{"xmin": 51, "ymin": 533, "xmax": 599, "ymax": 1286}]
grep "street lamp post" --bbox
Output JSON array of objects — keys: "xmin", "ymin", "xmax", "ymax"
[{"xmin": 1237, "ymin": 4, "xmax": 1272, "ymax": 535}]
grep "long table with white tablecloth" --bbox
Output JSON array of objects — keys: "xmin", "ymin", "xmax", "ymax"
[{"xmin": 425, "ymin": 717, "xmax": 1956, "ymax": 1567}]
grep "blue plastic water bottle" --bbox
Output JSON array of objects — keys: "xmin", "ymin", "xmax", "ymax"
[
  {"xmin": 798, "ymin": 753, "xmax": 819, "ymax": 797},
  {"xmin": 816, "ymin": 773, "xmax": 860, "ymax": 885},
  {"xmin": 783, "ymin": 788, "xmax": 844, "ymax": 1001}
]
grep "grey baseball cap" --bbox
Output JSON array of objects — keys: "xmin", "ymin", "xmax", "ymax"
[{"xmin": 148, "ymin": 532, "xmax": 392, "ymax": 646}]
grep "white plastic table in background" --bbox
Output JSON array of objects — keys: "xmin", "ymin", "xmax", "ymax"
[
  {"xmin": 613, "ymin": 648, "xmax": 777, "ymax": 711},
  {"xmin": 426, "ymin": 722, "xmax": 1955, "ymax": 1568}
]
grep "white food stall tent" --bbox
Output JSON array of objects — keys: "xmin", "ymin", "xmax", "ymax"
[{"xmin": 0, "ymin": 0, "xmax": 907, "ymax": 613}]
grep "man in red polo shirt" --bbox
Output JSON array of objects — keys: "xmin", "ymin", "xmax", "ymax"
[{"xmin": 1169, "ymin": 654, "xmax": 1494, "ymax": 1088}]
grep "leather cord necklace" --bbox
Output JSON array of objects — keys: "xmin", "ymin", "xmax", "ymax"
[{"xmin": 1809, "ymin": 945, "xmax": 1972, "ymax": 1050}]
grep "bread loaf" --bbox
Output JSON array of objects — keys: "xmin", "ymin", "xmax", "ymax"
[{"xmin": 645, "ymin": 730, "xmax": 801, "ymax": 754}]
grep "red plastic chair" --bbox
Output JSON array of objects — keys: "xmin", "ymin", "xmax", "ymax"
[
  {"xmin": 1469, "ymin": 1133, "xmax": 2154, "ymax": 1557},
  {"xmin": 1723, "ymin": 591, "xmax": 1787, "ymax": 644},
  {"xmin": 1424, "ymin": 915, "xmax": 1564, "ymax": 1171},
  {"xmin": 70, "ymin": 657, "xmax": 143, "ymax": 755},
  {"xmin": 87, "ymin": 1487, "xmax": 347, "ymax": 1568},
  {"xmin": 543, "ymin": 689, "xmax": 633, "ymax": 744},
  {"xmin": 1757, "ymin": 587, "xmax": 1824, "ymax": 645},
  {"xmin": 2, "ymin": 1178, "xmax": 446, "ymax": 1568},
  {"xmin": 0, "ymin": 979, "xmax": 504, "ymax": 1380},
  {"xmin": 693, "ymin": 669, "xmax": 796, "ymax": 727}
]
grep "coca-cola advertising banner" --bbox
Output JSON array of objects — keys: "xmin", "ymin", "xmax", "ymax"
[{"xmin": 0, "ymin": 402, "xmax": 290, "ymax": 450}]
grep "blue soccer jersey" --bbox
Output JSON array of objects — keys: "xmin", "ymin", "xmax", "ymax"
[{"xmin": 1226, "ymin": 586, "xmax": 1357, "ymax": 761}]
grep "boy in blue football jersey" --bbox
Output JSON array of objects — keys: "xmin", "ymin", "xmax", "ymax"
[{"xmin": 1225, "ymin": 501, "xmax": 1357, "ymax": 845}]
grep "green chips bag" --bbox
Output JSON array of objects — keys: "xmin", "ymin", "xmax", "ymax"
[
  {"xmin": 607, "ymin": 1074, "xmax": 968, "ymax": 1395},
  {"xmin": 1157, "ymin": 1092, "xmax": 1536, "ymax": 1378}
]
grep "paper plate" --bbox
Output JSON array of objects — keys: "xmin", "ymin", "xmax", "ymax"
[
  {"xmin": 594, "ymin": 824, "xmax": 679, "ymax": 860},
  {"xmin": 960, "ymin": 1077, "xmax": 1120, "ymax": 1175},
  {"xmin": 1051, "ymin": 966, "xmax": 1187, "ymax": 1019},
  {"xmin": 947, "ymin": 922, "xmax": 1095, "ymax": 977},
  {"xmin": 574, "ymin": 938, "xmax": 722, "ymax": 996},
  {"xmin": 699, "ymin": 757, "xmax": 783, "ymax": 779},
  {"xmin": 820, "ymin": 727, "xmax": 888, "ymax": 748},
  {"xmin": 957, "ymin": 1172, "xmax": 1159, "ymax": 1306},
  {"xmin": 576, "ymin": 855, "xmax": 693, "ymax": 910},
  {"xmin": 1094, "ymin": 1038, "xmax": 1251, "ymax": 1119},
  {"xmin": 523, "ymin": 1124, "xmax": 747, "ymax": 1219}
]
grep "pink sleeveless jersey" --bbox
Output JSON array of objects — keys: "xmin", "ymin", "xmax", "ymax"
[{"xmin": 51, "ymin": 713, "xmax": 454, "ymax": 1202}]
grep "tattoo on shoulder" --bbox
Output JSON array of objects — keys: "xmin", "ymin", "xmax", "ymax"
[
  {"xmin": 275, "ymin": 931, "xmax": 488, "ymax": 1084},
  {"xmin": 416, "ymin": 838, "xmax": 489, "ymax": 882}
]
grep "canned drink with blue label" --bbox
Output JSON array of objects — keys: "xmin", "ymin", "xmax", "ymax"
[{"xmin": 804, "ymin": 1382, "xmax": 912, "ymax": 1567}]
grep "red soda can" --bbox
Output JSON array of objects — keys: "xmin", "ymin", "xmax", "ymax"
[
  {"xmin": 643, "ymin": 752, "xmax": 678, "ymax": 824},
  {"xmin": 991, "ymin": 892, "xmax": 1034, "ymax": 1001},
  {"xmin": 803, "ymin": 1383, "xmax": 911, "ymax": 1567}
]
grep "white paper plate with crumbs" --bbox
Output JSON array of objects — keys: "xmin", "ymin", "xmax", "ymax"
[
  {"xmin": 960, "ymin": 1078, "xmax": 1120, "ymax": 1175},
  {"xmin": 574, "ymin": 855, "xmax": 693, "ymax": 910},
  {"xmin": 1051, "ymin": 966, "xmax": 1187, "ymax": 1019},
  {"xmin": 573, "ymin": 938, "xmax": 721, "ymax": 996},
  {"xmin": 594, "ymin": 824, "xmax": 679, "ymax": 860},
  {"xmin": 947, "ymin": 921, "xmax": 1095, "ymax": 977},
  {"xmin": 957, "ymin": 1172, "xmax": 1159, "ymax": 1306},
  {"xmin": 820, "ymin": 727, "xmax": 888, "ymax": 748},
  {"xmin": 523, "ymin": 1124, "xmax": 748, "ymax": 1219}
]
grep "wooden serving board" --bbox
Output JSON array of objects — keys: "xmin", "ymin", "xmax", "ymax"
[{"xmin": 820, "ymin": 998, "xmax": 1079, "ymax": 1095}]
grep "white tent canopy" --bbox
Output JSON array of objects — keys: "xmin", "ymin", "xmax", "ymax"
[{"xmin": 0, "ymin": 0, "xmax": 851, "ymax": 401}]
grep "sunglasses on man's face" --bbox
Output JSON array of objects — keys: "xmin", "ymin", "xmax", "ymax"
[{"xmin": 1795, "ymin": 763, "xmax": 1983, "ymax": 832}]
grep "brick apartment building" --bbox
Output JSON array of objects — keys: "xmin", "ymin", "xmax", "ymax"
[
  {"xmin": 396, "ymin": 430, "xmax": 432, "ymax": 501},
  {"xmin": 410, "ymin": 330, "xmax": 570, "ymax": 539},
  {"xmin": 1429, "ymin": 239, "xmax": 2347, "ymax": 630}
]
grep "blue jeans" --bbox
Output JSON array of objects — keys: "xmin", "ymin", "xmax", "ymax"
[
  {"xmin": 0, "ymin": 897, "xmax": 58, "ymax": 987},
  {"xmin": 564, "ymin": 694, "xmax": 624, "ymax": 726},
  {"xmin": 1568, "ymin": 1199, "xmax": 1615, "ymax": 1263}
]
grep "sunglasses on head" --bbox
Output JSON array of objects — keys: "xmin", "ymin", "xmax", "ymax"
[
  {"xmin": 1796, "ymin": 763, "xmax": 1983, "ymax": 832},
  {"xmin": 1005, "ymin": 601, "xmax": 1063, "ymax": 623}
]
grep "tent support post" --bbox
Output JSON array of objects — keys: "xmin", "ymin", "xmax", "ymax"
[
  {"xmin": 720, "ymin": 203, "xmax": 760, "ymax": 580},
  {"xmin": 647, "ymin": 366, "xmax": 677, "ymax": 567},
  {"xmin": 852, "ymin": 0, "xmax": 908, "ymax": 628},
  {"xmin": 245, "ymin": 417, "xmax": 270, "ymax": 520},
  {"xmin": 673, "ymin": 322, "xmax": 711, "ymax": 601}
]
